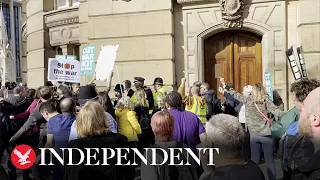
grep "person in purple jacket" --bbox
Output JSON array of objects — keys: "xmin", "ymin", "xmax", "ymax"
[{"xmin": 165, "ymin": 91, "xmax": 206, "ymax": 151}]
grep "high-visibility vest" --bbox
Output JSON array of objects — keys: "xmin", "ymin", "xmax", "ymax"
[
  {"xmin": 153, "ymin": 88, "xmax": 167, "ymax": 107},
  {"xmin": 186, "ymin": 97, "xmax": 207, "ymax": 126},
  {"xmin": 131, "ymin": 92, "xmax": 153, "ymax": 114}
]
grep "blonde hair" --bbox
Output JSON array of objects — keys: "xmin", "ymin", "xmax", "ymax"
[
  {"xmin": 251, "ymin": 83, "xmax": 269, "ymax": 103},
  {"xmin": 157, "ymin": 94, "xmax": 166, "ymax": 102},
  {"xmin": 116, "ymin": 96, "xmax": 134, "ymax": 111},
  {"xmin": 135, "ymin": 89, "xmax": 148, "ymax": 107},
  {"xmin": 76, "ymin": 101, "xmax": 109, "ymax": 138}
]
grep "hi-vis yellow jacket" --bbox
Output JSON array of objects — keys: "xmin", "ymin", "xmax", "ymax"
[{"xmin": 178, "ymin": 86, "xmax": 207, "ymax": 126}]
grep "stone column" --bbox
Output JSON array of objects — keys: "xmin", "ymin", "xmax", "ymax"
[
  {"xmin": 21, "ymin": 0, "xmax": 27, "ymax": 83},
  {"xmin": 9, "ymin": 0, "xmax": 16, "ymax": 80},
  {"xmin": 60, "ymin": 44, "xmax": 74, "ymax": 55},
  {"xmin": 26, "ymin": 0, "xmax": 55, "ymax": 88}
]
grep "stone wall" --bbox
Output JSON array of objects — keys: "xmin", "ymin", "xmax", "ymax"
[{"xmin": 79, "ymin": 0, "xmax": 175, "ymax": 92}]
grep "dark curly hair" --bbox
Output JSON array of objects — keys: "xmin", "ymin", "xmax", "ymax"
[
  {"xmin": 290, "ymin": 78, "xmax": 320, "ymax": 102},
  {"xmin": 166, "ymin": 91, "xmax": 183, "ymax": 109}
]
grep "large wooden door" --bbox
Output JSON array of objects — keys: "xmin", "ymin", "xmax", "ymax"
[{"xmin": 204, "ymin": 31, "xmax": 262, "ymax": 95}]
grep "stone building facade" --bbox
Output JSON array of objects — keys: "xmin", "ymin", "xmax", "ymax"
[{"xmin": 23, "ymin": 0, "xmax": 320, "ymax": 109}]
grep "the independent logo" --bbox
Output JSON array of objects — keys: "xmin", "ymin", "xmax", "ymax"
[{"xmin": 11, "ymin": 144, "xmax": 36, "ymax": 169}]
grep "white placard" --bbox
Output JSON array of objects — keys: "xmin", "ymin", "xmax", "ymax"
[
  {"xmin": 95, "ymin": 45, "xmax": 119, "ymax": 81},
  {"xmin": 47, "ymin": 58, "xmax": 81, "ymax": 83}
]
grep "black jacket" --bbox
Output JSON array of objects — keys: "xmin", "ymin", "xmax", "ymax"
[
  {"xmin": 64, "ymin": 133, "xmax": 133, "ymax": 180},
  {"xmin": 142, "ymin": 86, "xmax": 154, "ymax": 111},
  {"xmin": 10, "ymin": 103, "xmax": 46, "ymax": 142},
  {"xmin": 291, "ymin": 149, "xmax": 320, "ymax": 180},
  {"xmin": 4, "ymin": 96, "xmax": 33, "ymax": 115},
  {"xmin": 203, "ymin": 90, "xmax": 220, "ymax": 120}
]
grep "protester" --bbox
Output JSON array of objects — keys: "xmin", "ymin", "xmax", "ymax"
[
  {"xmin": 26, "ymin": 88, "xmax": 36, "ymax": 100},
  {"xmin": 64, "ymin": 101, "xmax": 133, "ymax": 180},
  {"xmin": 69, "ymin": 85, "xmax": 117, "ymax": 141},
  {"xmin": 200, "ymin": 82, "xmax": 220, "ymax": 120},
  {"xmin": 220, "ymin": 78, "xmax": 285, "ymax": 180},
  {"xmin": 152, "ymin": 77, "xmax": 167, "ymax": 108},
  {"xmin": 8, "ymin": 86, "xmax": 52, "ymax": 180},
  {"xmin": 271, "ymin": 78, "xmax": 320, "ymax": 139},
  {"xmin": 279, "ymin": 78, "xmax": 320, "ymax": 179},
  {"xmin": 124, "ymin": 80, "xmax": 134, "ymax": 98},
  {"xmin": 38, "ymin": 99, "xmax": 76, "ymax": 180},
  {"xmin": 291, "ymin": 87, "xmax": 320, "ymax": 179},
  {"xmin": 71, "ymin": 83, "xmax": 80, "ymax": 101},
  {"xmin": 151, "ymin": 94, "xmax": 166, "ymax": 116},
  {"xmin": 179, "ymin": 78, "xmax": 207, "ymax": 126},
  {"xmin": 141, "ymin": 110, "xmax": 198, "ymax": 180},
  {"xmin": 166, "ymin": 91, "xmax": 206, "ymax": 151},
  {"xmin": 97, "ymin": 91, "xmax": 116, "ymax": 120},
  {"xmin": 113, "ymin": 84, "xmax": 125, "ymax": 106},
  {"xmin": 200, "ymin": 114, "xmax": 265, "ymax": 180},
  {"xmin": 115, "ymin": 96, "xmax": 142, "ymax": 148},
  {"xmin": 134, "ymin": 89, "xmax": 153, "ymax": 149}
]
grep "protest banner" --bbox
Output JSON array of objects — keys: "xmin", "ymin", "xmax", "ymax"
[
  {"xmin": 95, "ymin": 45, "xmax": 119, "ymax": 81},
  {"xmin": 47, "ymin": 58, "xmax": 80, "ymax": 83},
  {"xmin": 264, "ymin": 72, "xmax": 273, "ymax": 101},
  {"xmin": 80, "ymin": 45, "xmax": 96, "ymax": 76},
  {"xmin": 286, "ymin": 46, "xmax": 302, "ymax": 81}
]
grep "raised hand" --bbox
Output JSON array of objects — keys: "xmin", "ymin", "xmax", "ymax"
[{"xmin": 181, "ymin": 78, "xmax": 186, "ymax": 83}]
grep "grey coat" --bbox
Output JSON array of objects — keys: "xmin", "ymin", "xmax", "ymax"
[{"xmin": 227, "ymin": 89, "xmax": 285, "ymax": 136}]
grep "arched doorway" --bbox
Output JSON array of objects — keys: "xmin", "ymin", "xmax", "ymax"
[{"xmin": 204, "ymin": 30, "xmax": 262, "ymax": 95}]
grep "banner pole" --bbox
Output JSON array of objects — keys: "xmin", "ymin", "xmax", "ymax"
[{"xmin": 115, "ymin": 67, "xmax": 125, "ymax": 96}]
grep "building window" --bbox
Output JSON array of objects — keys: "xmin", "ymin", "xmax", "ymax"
[
  {"xmin": 14, "ymin": 6, "xmax": 21, "ymax": 77},
  {"xmin": 56, "ymin": 0, "xmax": 80, "ymax": 9},
  {"xmin": 2, "ymin": 3, "xmax": 11, "ymax": 40}
]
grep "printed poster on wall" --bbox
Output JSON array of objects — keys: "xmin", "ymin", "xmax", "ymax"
[
  {"xmin": 48, "ymin": 58, "xmax": 80, "ymax": 83},
  {"xmin": 95, "ymin": 45, "xmax": 119, "ymax": 81},
  {"xmin": 264, "ymin": 72, "xmax": 273, "ymax": 101},
  {"xmin": 80, "ymin": 46, "xmax": 96, "ymax": 76}
]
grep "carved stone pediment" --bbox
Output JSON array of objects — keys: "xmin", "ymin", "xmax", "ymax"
[
  {"xmin": 44, "ymin": 7, "xmax": 79, "ymax": 46},
  {"xmin": 219, "ymin": 0, "xmax": 245, "ymax": 28}
]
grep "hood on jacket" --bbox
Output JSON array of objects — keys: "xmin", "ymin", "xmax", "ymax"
[{"xmin": 4, "ymin": 96, "xmax": 28, "ymax": 106}]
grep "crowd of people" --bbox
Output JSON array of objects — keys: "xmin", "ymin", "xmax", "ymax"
[{"xmin": 0, "ymin": 73, "xmax": 319, "ymax": 180}]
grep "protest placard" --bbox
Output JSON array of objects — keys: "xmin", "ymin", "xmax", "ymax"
[
  {"xmin": 48, "ymin": 58, "xmax": 80, "ymax": 83},
  {"xmin": 80, "ymin": 46, "xmax": 96, "ymax": 76},
  {"xmin": 55, "ymin": 55, "xmax": 77, "ymax": 60},
  {"xmin": 264, "ymin": 72, "xmax": 273, "ymax": 101},
  {"xmin": 95, "ymin": 45, "xmax": 119, "ymax": 81}
]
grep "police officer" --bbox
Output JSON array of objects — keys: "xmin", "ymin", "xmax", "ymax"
[
  {"xmin": 131, "ymin": 77, "xmax": 154, "ymax": 114},
  {"xmin": 153, "ymin": 77, "xmax": 167, "ymax": 108}
]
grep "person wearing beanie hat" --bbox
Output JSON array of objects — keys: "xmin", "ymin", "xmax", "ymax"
[
  {"xmin": 152, "ymin": 77, "xmax": 167, "ymax": 108},
  {"xmin": 114, "ymin": 84, "xmax": 124, "ymax": 106}
]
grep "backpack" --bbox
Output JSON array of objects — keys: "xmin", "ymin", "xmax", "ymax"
[
  {"xmin": 139, "ymin": 107, "xmax": 150, "ymax": 130},
  {"xmin": 150, "ymin": 142, "xmax": 197, "ymax": 180},
  {"xmin": 279, "ymin": 122, "xmax": 314, "ymax": 173}
]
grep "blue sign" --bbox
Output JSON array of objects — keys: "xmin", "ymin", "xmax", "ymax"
[
  {"xmin": 264, "ymin": 72, "xmax": 273, "ymax": 101},
  {"xmin": 80, "ymin": 46, "xmax": 96, "ymax": 76}
]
